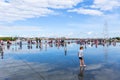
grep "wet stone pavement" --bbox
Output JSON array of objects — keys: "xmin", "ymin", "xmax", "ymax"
[{"xmin": 0, "ymin": 42, "xmax": 120, "ymax": 80}]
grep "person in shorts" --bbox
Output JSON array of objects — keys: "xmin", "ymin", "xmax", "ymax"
[{"xmin": 78, "ymin": 46, "xmax": 86, "ymax": 67}]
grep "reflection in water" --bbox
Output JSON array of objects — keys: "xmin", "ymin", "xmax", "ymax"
[
  {"xmin": 36, "ymin": 43, "xmax": 39, "ymax": 49},
  {"xmin": 78, "ymin": 67, "xmax": 85, "ymax": 80},
  {"xmin": 84, "ymin": 44, "xmax": 87, "ymax": 49},
  {"xmin": 7, "ymin": 44, "xmax": 11, "ymax": 50},
  {"xmin": 95, "ymin": 44, "xmax": 98, "ymax": 48},
  {"xmin": 39, "ymin": 43, "xmax": 43, "ymax": 51},
  {"xmin": 45, "ymin": 43, "xmax": 47, "ymax": 51},
  {"xmin": 0, "ymin": 40, "xmax": 119, "ymax": 80},
  {"xmin": 0, "ymin": 45, "xmax": 4, "ymax": 59},
  {"xmin": 64, "ymin": 46, "xmax": 67, "ymax": 56},
  {"xmin": 103, "ymin": 44, "xmax": 108, "ymax": 63},
  {"xmin": 19, "ymin": 41, "xmax": 22, "ymax": 49},
  {"xmin": 113, "ymin": 41, "xmax": 116, "ymax": 46},
  {"xmin": 0, "ymin": 40, "xmax": 118, "ymax": 52},
  {"xmin": 64, "ymin": 42, "xmax": 67, "ymax": 56},
  {"xmin": 6, "ymin": 40, "xmax": 11, "ymax": 50},
  {"xmin": 1, "ymin": 52, "xmax": 3, "ymax": 59},
  {"xmin": 27, "ymin": 44, "xmax": 32, "ymax": 49},
  {"xmin": 64, "ymin": 48, "xmax": 67, "ymax": 56},
  {"xmin": 49, "ymin": 42, "xmax": 53, "ymax": 47}
]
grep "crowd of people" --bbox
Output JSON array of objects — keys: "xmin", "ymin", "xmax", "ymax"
[{"xmin": 0, "ymin": 39, "xmax": 117, "ymax": 60}]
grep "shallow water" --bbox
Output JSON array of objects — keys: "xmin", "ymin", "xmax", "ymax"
[{"xmin": 0, "ymin": 42, "xmax": 120, "ymax": 80}]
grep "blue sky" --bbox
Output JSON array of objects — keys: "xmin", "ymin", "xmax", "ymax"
[{"xmin": 0, "ymin": 0, "xmax": 120, "ymax": 38}]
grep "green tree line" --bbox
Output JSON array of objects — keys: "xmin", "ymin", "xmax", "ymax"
[
  {"xmin": 112, "ymin": 37, "xmax": 120, "ymax": 40},
  {"xmin": 0, "ymin": 37, "xmax": 17, "ymax": 41}
]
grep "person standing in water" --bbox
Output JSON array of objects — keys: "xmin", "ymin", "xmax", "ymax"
[{"xmin": 78, "ymin": 46, "xmax": 86, "ymax": 67}]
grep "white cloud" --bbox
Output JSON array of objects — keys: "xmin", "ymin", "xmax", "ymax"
[
  {"xmin": 0, "ymin": 0, "xmax": 83, "ymax": 22},
  {"xmin": 86, "ymin": 64, "xmax": 103, "ymax": 70},
  {"xmin": 87, "ymin": 31, "xmax": 93, "ymax": 35},
  {"xmin": 0, "ymin": 25, "xmax": 43, "ymax": 32},
  {"xmin": 0, "ymin": 25, "xmax": 43, "ymax": 37},
  {"xmin": 0, "ymin": 0, "xmax": 119, "ymax": 22},
  {"xmin": 91, "ymin": 0, "xmax": 120, "ymax": 11},
  {"xmin": 67, "ymin": 0, "xmax": 120, "ymax": 16},
  {"xmin": 47, "ymin": 0, "xmax": 83, "ymax": 9},
  {"xmin": 68, "ymin": 8, "xmax": 103, "ymax": 16}
]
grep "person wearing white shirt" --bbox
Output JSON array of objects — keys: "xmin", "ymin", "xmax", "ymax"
[{"xmin": 78, "ymin": 46, "xmax": 86, "ymax": 67}]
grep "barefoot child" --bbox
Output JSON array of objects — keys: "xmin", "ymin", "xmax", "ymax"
[{"xmin": 78, "ymin": 46, "xmax": 86, "ymax": 67}]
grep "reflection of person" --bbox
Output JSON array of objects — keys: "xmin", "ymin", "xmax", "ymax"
[
  {"xmin": 19, "ymin": 40, "xmax": 22, "ymax": 49},
  {"xmin": 1, "ymin": 51, "xmax": 4, "ymax": 59},
  {"xmin": 7, "ymin": 44, "xmax": 10, "ymax": 50},
  {"xmin": 78, "ymin": 67, "xmax": 85, "ymax": 80},
  {"xmin": 45, "ymin": 43, "xmax": 47, "ymax": 51},
  {"xmin": 36, "ymin": 43, "xmax": 39, "ymax": 48},
  {"xmin": 0, "ymin": 45, "xmax": 4, "ymax": 59},
  {"xmin": 39, "ymin": 43, "xmax": 42, "ymax": 50},
  {"xmin": 64, "ymin": 47, "xmax": 67, "ymax": 56},
  {"xmin": 78, "ymin": 46, "xmax": 86, "ymax": 67},
  {"xmin": 0, "ymin": 45, "xmax": 3, "ymax": 52},
  {"xmin": 64, "ymin": 42, "xmax": 67, "ymax": 56}
]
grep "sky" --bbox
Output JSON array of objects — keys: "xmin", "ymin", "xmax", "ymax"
[{"xmin": 0, "ymin": 0, "xmax": 120, "ymax": 38}]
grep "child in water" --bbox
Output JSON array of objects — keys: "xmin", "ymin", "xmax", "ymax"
[{"xmin": 78, "ymin": 46, "xmax": 86, "ymax": 67}]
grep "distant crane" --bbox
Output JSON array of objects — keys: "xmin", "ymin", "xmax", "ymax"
[{"xmin": 103, "ymin": 21, "xmax": 109, "ymax": 42}]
